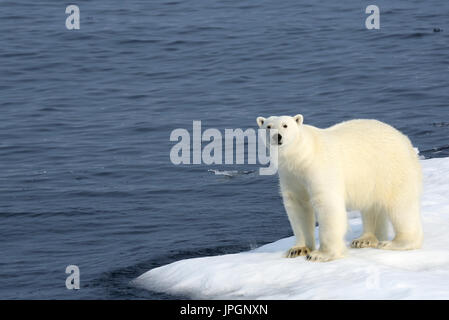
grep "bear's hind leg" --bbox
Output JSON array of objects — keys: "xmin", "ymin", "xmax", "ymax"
[
  {"xmin": 351, "ymin": 208, "xmax": 388, "ymax": 248},
  {"xmin": 374, "ymin": 211, "xmax": 389, "ymax": 241},
  {"xmin": 378, "ymin": 202, "xmax": 422, "ymax": 250}
]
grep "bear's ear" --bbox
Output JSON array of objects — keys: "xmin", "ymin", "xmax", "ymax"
[
  {"xmin": 294, "ymin": 114, "xmax": 303, "ymax": 125},
  {"xmin": 256, "ymin": 116, "xmax": 266, "ymax": 128}
]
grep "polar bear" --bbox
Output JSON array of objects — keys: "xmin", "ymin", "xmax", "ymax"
[{"xmin": 256, "ymin": 115, "xmax": 423, "ymax": 262}]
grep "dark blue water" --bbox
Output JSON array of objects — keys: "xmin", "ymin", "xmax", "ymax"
[{"xmin": 1, "ymin": 0, "xmax": 448, "ymax": 299}]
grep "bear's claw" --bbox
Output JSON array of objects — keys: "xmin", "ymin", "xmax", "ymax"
[
  {"xmin": 305, "ymin": 250, "xmax": 336, "ymax": 262},
  {"xmin": 306, "ymin": 250, "xmax": 332, "ymax": 262},
  {"xmin": 351, "ymin": 238, "xmax": 378, "ymax": 248},
  {"xmin": 286, "ymin": 246, "xmax": 310, "ymax": 258}
]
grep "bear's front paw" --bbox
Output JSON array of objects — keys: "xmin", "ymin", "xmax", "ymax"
[
  {"xmin": 285, "ymin": 245, "xmax": 310, "ymax": 258},
  {"xmin": 306, "ymin": 250, "xmax": 339, "ymax": 262}
]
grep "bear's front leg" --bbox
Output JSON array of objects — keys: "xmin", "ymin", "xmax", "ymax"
[
  {"xmin": 282, "ymin": 193, "xmax": 316, "ymax": 258},
  {"xmin": 306, "ymin": 194, "xmax": 347, "ymax": 262}
]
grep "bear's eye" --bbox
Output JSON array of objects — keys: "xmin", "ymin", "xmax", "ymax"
[
  {"xmin": 267, "ymin": 125, "xmax": 272, "ymax": 129},
  {"xmin": 283, "ymin": 124, "xmax": 287, "ymax": 128}
]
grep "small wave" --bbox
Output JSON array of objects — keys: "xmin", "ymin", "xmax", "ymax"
[
  {"xmin": 432, "ymin": 122, "xmax": 449, "ymax": 127},
  {"xmin": 207, "ymin": 169, "xmax": 254, "ymax": 177},
  {"xmin": 421, "ymin": 145, "xmax": 449, "ymax": 154}
]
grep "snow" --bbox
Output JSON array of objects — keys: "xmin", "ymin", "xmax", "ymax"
[{"xmin": 134, "ymin": 157, "xmax": 449, "ymax": 299}]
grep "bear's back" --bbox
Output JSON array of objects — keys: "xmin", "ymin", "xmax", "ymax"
[
  {"xmin": 321, "ymin": 119, "xmax": 421, "ymax": 208},
  {"xmin": 325, "ymin": 119, "xmax": 414, "ymax": 154}
]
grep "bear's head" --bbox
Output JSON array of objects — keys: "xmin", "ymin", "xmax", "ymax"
[{"xmin": 256, "ymin": 114, "xmax": 304, "ymax": 148}]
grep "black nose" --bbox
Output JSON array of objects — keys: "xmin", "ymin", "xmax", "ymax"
[{"xmin": 276, "ymin": 133, "xmax": 282, "ymax": 144}]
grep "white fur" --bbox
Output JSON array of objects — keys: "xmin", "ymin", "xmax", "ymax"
[{"xmin": 257, "ymin": 115, "xmax": 423, "ymax": 262}]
